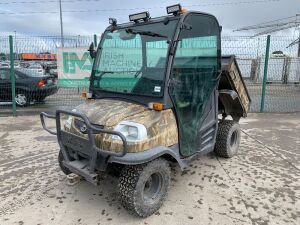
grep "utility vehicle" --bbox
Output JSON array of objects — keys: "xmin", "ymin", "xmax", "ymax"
[{"xmin": 41, "ymin": 4, "xmax": 251, "ymax": 217}]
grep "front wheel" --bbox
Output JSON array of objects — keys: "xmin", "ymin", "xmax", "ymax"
[
  {"xmin": 15, "ymin": 93, "xmax": 29, "ymax": 107},
  {"xmin": 58, "ymin": 150, "xmax": 71, "ymax": 175},
  {"xmin": 214, "ymin": 120, "xmax": 241, "ymax": 158},
  {"xmin": 118, "ymin": 158, "xmax": 171, "ymax": 217}
]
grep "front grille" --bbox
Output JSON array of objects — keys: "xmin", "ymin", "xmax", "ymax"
[{"xmin": 61, "ymin": 130, "xmax": 92, "ymax": 155}]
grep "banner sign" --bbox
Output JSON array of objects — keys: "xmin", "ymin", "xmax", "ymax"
[
  {"xmin": 57, "ymin": 47, "xmax": 93, "ymax": 87},
  {"xmin": 21, "ymin": 53, "xmax": 56, "ymax": 60}
]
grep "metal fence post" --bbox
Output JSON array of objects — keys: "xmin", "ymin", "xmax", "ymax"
[
  {"xmin": 260, "ymin": 35, "xmax": 271, "ymax": 112},
  {"xmin": 94, "ymin": 34, "xmax": 97, "ymax": 48},
  {"xmin": 9, "ymin": 35, "xmax": 16, "ymax": 117}
]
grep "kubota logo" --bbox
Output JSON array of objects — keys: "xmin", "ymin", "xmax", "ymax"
[{"xmin": 79, "ymin": 124, "xmax": 87, "ymax": 133}]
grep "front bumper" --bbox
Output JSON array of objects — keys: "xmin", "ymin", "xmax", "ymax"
[
  {"xmin": 32, "ymin": 85, "xmax": 58, "ymax": 98},
  {"xmin": 40, "ymin": 109, "xmax": 127, "ymax": 185}
]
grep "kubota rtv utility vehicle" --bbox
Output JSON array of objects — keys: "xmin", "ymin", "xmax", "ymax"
[{"xmin": 41, "ymin": 4, "xmax": 251, "ymax": 217}]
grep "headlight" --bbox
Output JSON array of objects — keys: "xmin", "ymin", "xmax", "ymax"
[
  {"xmin": 112, "ymin": 121, "xmax": 147, "ymax": 142},
  {"xmin": 64, "ymin": 109, "xmax": 77, "ymax": 129}
]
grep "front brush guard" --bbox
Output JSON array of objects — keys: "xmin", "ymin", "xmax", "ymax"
[{"xmin": 40, "ymin": 109, "xmax": 128, "ymax": 184}]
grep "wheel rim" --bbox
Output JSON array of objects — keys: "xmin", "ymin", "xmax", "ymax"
[
  {"xmin": 143, "ymin": 172, "xmax": 163, "ymax": 204},
  {"xmin": 15, "ymin": 94, "xmax": 27, "ymax": 106},
  {"xmin": 230, "ymin": 130, "xmax": 238, "ymax": 147}
]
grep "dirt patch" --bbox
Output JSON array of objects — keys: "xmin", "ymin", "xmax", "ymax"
[{"xmin": 0, "ymin": 113, "xmax": 299, "ymax": 225}]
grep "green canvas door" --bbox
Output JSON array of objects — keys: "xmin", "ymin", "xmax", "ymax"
[{"xmin": 170, "ymin": 14, "xmax": 221, "ymax": 157}]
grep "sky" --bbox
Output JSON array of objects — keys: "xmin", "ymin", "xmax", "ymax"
[{"xmin": 0, "ymin": 0, "xmax": 299, "ymax": 36}]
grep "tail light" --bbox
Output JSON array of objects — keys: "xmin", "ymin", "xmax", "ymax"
[{"xmin": 38, "ymin": 80, "xmax": 46, "ymax": 87}]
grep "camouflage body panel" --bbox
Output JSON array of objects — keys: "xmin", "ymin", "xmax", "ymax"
[
  {"xmin": 64, "ymin": 99, "xmax": 178, "ymax": 153},
  {"xmin": 227, "ymin": 60, "xmax": 251, "ymax": 114}
]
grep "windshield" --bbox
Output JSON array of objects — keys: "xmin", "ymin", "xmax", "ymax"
[{"xmin": 91, "ymin": 20, "xmax": 178, "ymax": 97}]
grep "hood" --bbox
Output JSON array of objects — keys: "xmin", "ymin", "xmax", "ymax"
[{"xmin": 75, "ymin": 99, "xmax": 148, "ymax": 127}]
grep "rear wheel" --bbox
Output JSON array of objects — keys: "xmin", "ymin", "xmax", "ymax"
[
  {"xmin": 58, "ymin": 150, "xmax": 71, "ymax": 175},
  {"xmin": 118, "ymin": 158, "xmax": 171, "ymax": 217},
  {"xmin": 214, "ymin": 120, "xmax": 241, "ymax": 158},
  {"xmin": 15, "ymin": 93, "xmax": 29, "ymax": 107}
]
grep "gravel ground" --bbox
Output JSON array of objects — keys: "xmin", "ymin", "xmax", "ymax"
[{"xmin": 0, "ymin": 113, "xmax": 299, "ymax": 225}]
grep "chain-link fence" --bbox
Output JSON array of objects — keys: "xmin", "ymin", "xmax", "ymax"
[
  {"xmin": 0, "ymin": 34, "xmax": 299, "ymax": 116},
  {"xmin": 0, "ymin": 35, "xmax": 95, "ymax": 116},
  {"xmin": 223, "ymin": 35, "xmax": 300, "ymax": 112}
]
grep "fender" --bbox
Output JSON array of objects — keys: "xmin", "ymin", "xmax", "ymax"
[
  {"xmin": 109, "ymin": 145, "xmax": 187, "ymax": 170},
  {"xmin": 218, "ymin": 89, "xmax": 243, "ymax": 118}
]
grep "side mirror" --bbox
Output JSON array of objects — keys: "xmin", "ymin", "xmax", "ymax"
[{"xmin": 88, "ymin": 42, "xmax": 97, "ymax": 59}]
